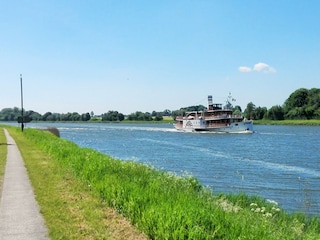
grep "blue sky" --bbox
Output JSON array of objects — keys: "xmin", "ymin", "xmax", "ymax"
[{"xmin": 1, "ymin": 1, "xmax": 319, "ymax": 115}]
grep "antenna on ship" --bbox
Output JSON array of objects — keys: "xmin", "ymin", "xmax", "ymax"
[{"xmin": 224, "ymin": 92, "xmax": 235, "ymax": 110}]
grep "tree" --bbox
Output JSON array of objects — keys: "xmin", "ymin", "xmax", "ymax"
[
  {"xmin": 0, "ymin": 108, "xmax": 19, "ymax": 121},
  {"xmin": 285, "ymin": 107, "xmax": 306, "ymax": 120},
  {"xmin": 243, "ymin": 104, "xmax": 267, "ymax": 120},
  {"xmin": 26, "ymin": 110, "xmax": 42, "ymax": 121},
  {"xmin": 42, "ymin": 112, "xmax": 53, "ymax": 121},
  {"xmin": 163, "ymin": 109, "xmax": 171, "ymax": 116},
  {"xmin": 144, "ymin": 112, "xmax": 153, "ymax": 121},
  {"xmin": 264, "ymin": 105, "xmax": 284, "ymax": 120},
  {"xmin": 101, "ymin": 111, "xmax": 124, "ymax": 121},
  {"xmin": 71, "ymin": 112, "xmax": 81, "ymax": 121},
  {"xmin": 154, "ymin": 114, "xmax": 163, "ymax": 121},
  {"xmin": 253, "ymin": 107, "xmax": 267, "ymax": 120},
  {"xmin": 118, "ymin": 113, "xmax": 125, "ymax": 121},
  {"xmin": 127, "ymin": 111, "xmax": 153, "ymax": 121},
  {"xmin": 314, "ymin": 109, "xmax": 320, "ymax": 119},
  {"xmin": 233, "ymin": 105, "xmax": 242, "ymax": 113},
  {"xmin": 283, "ymin": 88, "xmax": 320, "ymax": 119},
  {"xmin": 243, "ymin": 102, "xmax": 256, "ymax": 119},
  {"xmin": 171, "ymin": 109, "xmax": 186, "ymax": 119},
  {"xmin": 307, "ymin": 88, "xmax": 320, "ymax": 109},
  {"xmin": 232, "ymin": 105, "xmax": 242, "ymax": 116},
  {"xmin": 81, "ymin": 113, "xmax": 91, "ymax": 121},
  {"xmin": 283, "ymin": 88, "xmax": 308, "ymax": 115}
]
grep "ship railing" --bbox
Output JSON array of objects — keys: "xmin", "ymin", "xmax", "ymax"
[
  {"xmin": 175, "ymin": 114, "xmax": 243, "ymax": 121},
  {"xmin": 175, "ymin": 116, "xmax": 204, "ymax": 120},
  {"xmin": 205, "ymin": 115, "xmax": 243, "ymax": 120}
]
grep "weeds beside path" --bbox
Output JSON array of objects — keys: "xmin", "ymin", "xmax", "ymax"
[{"xmin": 0, "ymin": 128, "xmax": 7, "ymax": 199}]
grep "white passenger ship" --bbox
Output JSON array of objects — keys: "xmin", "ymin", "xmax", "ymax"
[{"xmin": 174, "ymin": 95, "xmax": 253, "ymax": 133}]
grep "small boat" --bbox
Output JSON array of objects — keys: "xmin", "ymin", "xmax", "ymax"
[{"xmin": 174, "ymin": 95, "xmax": 253, "ymax": 133}]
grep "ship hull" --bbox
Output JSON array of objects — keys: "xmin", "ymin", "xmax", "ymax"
[{"xmin": 174, "ymin": 120, "xmax": 253, "ymax": 133}]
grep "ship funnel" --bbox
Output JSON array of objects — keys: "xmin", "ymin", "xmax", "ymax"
[{"xmin": 208, "ymin": 95, "xmax": 213, "ymax": 110}]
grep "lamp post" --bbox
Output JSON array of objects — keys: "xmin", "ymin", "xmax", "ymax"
[{"xmin": 20, "ymin": 74, "xmax": 24, "ymax": 132}]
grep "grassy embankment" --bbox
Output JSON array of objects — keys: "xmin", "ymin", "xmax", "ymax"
[
  {"xmin": 1, "ymin": 126, "xmax": 320, "ymax": 239},
  {"xmin": 254, "ymin": 119, "xmax": 320, "ymax": 125}
]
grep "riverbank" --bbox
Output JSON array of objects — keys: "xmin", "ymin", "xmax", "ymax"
[
  {"xmin": 254, "ymin": 119, "xmax": 320, "ymax": 125},
  {"xmin": 2, "ymin": 118, "xmax": 320, "ymax": 126},
  {"xmin": 1, "ymin": 126, "xmax": 319, "ymax": 239}
]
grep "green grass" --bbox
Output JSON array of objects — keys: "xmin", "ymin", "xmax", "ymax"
[
  {"xmin": 4, "ymin": 126, "xmax": 320, "ymax": 239},
  {"xmin": 0, "ymin": 127, "xmax": 7, "ymax": 199}
]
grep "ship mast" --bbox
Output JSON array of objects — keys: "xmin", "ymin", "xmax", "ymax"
[{"xmin": 224, "ymin": 92, "xmax": 234, "ymax": 110}]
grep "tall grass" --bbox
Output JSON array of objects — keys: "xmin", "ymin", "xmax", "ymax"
[{"xmin": 7, "ymin": 127, "xmax": 320, "ymax": 239}]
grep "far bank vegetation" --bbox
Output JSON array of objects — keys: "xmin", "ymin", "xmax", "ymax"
[{"xmin": 0, "ymin": 88, "xmax": 320, "ymax": 123}]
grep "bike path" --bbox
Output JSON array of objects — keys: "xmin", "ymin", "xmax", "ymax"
[{"xmin": 0, "ymin": 129, "xmax": 49, "ymax": 240}]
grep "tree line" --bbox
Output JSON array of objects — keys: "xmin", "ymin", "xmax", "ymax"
[
  {"xmin": 0, "ymin": 108, "xmax": 93, "ymax": 122},
  {"xmin": 0, "ymin": 108, "xmax": 170, "ymax": 122},
  {"xmin": 243, "ymin": 88, "xmax": 320, "ymax": 120},
  {"xmin": 1, "ymin": 88, "xmax": 319, "ymax": 122}
]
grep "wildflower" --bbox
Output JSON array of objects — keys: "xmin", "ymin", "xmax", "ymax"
[
  {"xmin": 264, "ymin": 213, "xmax": 272, "ymax": 218},
  {"xmin": 218, "ymin": 198, "xmax": 242, "ymax": 213},
  {"xmin": 267, "ymin": 199, "xmax": 278, "ymax": 205},
  {"xmin": 271, "ymin": 207, "xmax": 281, "ymax": 212},
  {"xmin": 250, "ymin": 203, "xmax": 258, "ymax": 207}
]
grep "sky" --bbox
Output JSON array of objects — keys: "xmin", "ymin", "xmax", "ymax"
[{"xmin": 1, "ymin": 0, "xmax": 319, "ymax": 115}]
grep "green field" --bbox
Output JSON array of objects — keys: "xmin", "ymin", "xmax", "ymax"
[{"xmin": 1, "ymin": 126, "xmax": 319, "ymax": 239}]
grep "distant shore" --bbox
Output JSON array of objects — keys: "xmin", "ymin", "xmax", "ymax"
[
  {"xmin": 1, "ymin": 118, "xmax": 320, "ymax": 126},
  {"xmin": 253, "ymin": 119, "xmax": 320, "ymax": 125}
]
